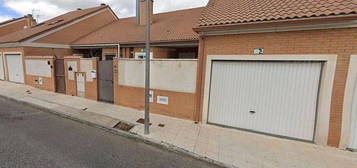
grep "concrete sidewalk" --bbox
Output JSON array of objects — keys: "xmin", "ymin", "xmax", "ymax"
[{"xmin": 1, "ymin": 81, "xmax": 356, "ymax": 168}]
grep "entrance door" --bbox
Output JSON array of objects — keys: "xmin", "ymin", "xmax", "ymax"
[
  {"xmin": 348, "ymin": 76, "xmax": 357, "ymax": 151},
  {"xmin": 98, "ymin": 60, "xmax": 114, "ymax": 103},
  {"xmin": 5, "ymin": 54, "xmax": 24, "ymax": 83},
  {"xmin": 0, "ymin": 54, "xmax": 4, "ymax": 80},
  {"xmin": 76, "ymin": 72, "xmax": 85, "ymax": 98},
  {"xmin": 55, "ymin": 59, "xmax": 66, "ymax": 93},
  {"xmin": 208, "ymin": 61, "xmax": 322, "ymax": 141}
]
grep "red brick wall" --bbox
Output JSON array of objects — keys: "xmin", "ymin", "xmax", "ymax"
[
  {"xmin": 24, "ymin": 56, "xmax": 56, "ymax": 92},
  {"xmin": 197, "ymin": 28, "xmax": 357, "ymax": 147},
  {"xmin": 64, "ymin": 56, "xmax": 80, "ymax": 96},
  {"xmin": 113, "ymin": 58, "xmax": 196, "ymax": 120},
  {"xmin": 64, "ymin": 56, "xmax": 98, "ymax": 100},
  {"xmin": 84, "ymin": 57, "xmax": 98, "ymax": 101}
]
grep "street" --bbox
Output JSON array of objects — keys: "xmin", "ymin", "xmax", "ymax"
[{"xmin": 0, "ymin": 98, "xmax": 221, "ymax": 168}]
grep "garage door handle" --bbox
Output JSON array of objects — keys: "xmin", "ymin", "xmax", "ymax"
[{"xmin": 249, "ymin": 111, "xmax": 256, "ymax": 114}]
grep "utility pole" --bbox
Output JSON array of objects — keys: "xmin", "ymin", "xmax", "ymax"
[{"xmin": 144, "ymin": 0, "xmax": 151, "ymax": 135}]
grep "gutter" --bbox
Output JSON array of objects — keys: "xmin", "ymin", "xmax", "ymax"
[
  {"xmin": 194, "ymin": 14, "xmax": 357, "ymax": 34},
  {"xmin": 71, "ymin": 40, "xmax": 199, "ymax": 49}
]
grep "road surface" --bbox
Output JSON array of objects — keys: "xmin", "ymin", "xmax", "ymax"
[{"xmin": 0, "ymin": 98, "xmax": 221, "ymax": 168}]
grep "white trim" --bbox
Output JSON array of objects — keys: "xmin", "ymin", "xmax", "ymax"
[
  {"xmin": 202, "ymin": 55, "xmax": 337, "ymax": 145},
  {"xmin": 340, "ymin": 55, "xmax": 357, "ymax": 149},
  {"xmin": 0, "ymin": 42, "xmax": 70, "ymax": 48},
  {"xmin": 201, "ymin": 20, "xmax": 357, "ymax": 36},
  {"xmin": 21, "ymin": 42, "xmax": 70, "ymax": 49},
  {"xmin": 0, "ymin": 43, "xmax": 21, "ymax": 48},
  {"xmin": 0, "ymin": 17, "xmax": 27, "ymax": 28},
  {"xmin": 24, "ymin": 8, "xmax": 110, "ymax": 43}
]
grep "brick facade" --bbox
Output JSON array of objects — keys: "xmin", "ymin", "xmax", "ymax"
[
  {"xmin": 113, "ymin": 58, "xmax": 197, "ymax": 120},
  {"xmin": 196, "ymin": 27, "xmax": 357, "ymax": 147}
]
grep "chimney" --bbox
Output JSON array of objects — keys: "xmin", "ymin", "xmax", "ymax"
[
  {"xmin": 138, "ymin": 0, "xmax": 153, "ymax": 25},
  {"xmin": 25, "ymin": 14, "xmax": 36, "ymax": 27}
]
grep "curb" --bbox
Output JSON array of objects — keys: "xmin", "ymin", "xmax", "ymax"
[{"xmin": 0, "ymin": 94, "xmax": 237, "ymax": 168}]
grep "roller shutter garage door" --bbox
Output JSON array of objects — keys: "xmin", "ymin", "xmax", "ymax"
[
  {"xmin": 5, "ymin": 54, "xmax": 24, "ymax": 83},
  {"xmin": 0, "ymin": 54, "xmax": 4, "ymax": 80},
  {"xmin": 208, "ymin": 61, "xmax": 322, "ymax": 141}
]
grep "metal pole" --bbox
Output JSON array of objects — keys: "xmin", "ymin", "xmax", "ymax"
[{"xmin": 144, "ymin": 0, "xmax": 151, "ymax": 135}]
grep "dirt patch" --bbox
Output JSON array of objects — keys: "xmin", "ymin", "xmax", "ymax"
[{"xmin": 136, "ymin": 118, "xmax": 152, "ymax": 125}]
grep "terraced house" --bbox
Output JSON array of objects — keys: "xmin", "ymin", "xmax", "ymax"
[
  {"xmin": 194, "ymin": 0, "xmax": 357, "ymax": 149},
  {"xmin": 0, "ymin": 4, "xmax": 118, "ymax": 91},
  {"xmin": 1, "ymin": 0, "xmax": 357, "ymax": 152},
  {"xmin": 69, "ymin": 0, "xmax": 202, "ymax": 120}
]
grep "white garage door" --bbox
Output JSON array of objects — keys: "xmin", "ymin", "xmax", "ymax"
[
  {"xmin": 208, "ymin": 61, "xmax": 322, "ymax": 141},
  {"xmin": 0, "ymin": 54, "xmax": 4, "ymax": 80},
  {"xmin": 348, "ymin": 75, "xmax": 357, "ymax": 150},
  {"xmin": 6, "ymin": 54, "xmax": 24, "ymax": 83}
]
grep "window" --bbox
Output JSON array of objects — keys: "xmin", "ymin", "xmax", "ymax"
[{"xmin": 134, "ymin": 52, "xmax": 153, "ymax": 59}]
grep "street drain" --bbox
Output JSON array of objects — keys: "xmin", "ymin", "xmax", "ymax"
[{"xmin": 114, "ymin": 122, "xmax": 134, "ymax": 131}]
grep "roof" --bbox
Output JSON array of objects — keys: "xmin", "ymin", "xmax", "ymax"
[
  {"xmin": 73, "ymin": 7, "xmax": 204, "ymax": 45},
  {"xmin": 197, "ymin": 0, "xmax": 357, "ymax": 27},
  {"xmin": 0, "ymin": 16, "xmax": 27, "ymax": 26},
  {"xmin": 0, "ymin": 5, "xmax": 108, "ymax": 44}
]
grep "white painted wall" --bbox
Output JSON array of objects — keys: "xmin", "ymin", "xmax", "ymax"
[
  {"xmin": 80, "ymin": 59, "xmax": 93, "ymax": 82},
  {"xmin": 25, "ymin": 60, "xmax": 52, "ymax": 77},
  {"xmin": 118, "ymin": 59, "xmax": 197, "ymax": 93},
  {"xmin": 67, "ymin": 61, "xmax": 77, "ymax": 80}
]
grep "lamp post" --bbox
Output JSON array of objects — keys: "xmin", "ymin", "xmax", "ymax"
[{"xmin": 144, "ymin": 0, "xmax": 151, "ymax": 135}]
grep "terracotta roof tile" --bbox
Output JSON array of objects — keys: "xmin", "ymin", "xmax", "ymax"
[
  {"xmin": 0, "ymin": 16, "xmax": 27, "ymax": 26},
  {"xmin": 197, "ymin": 0, "xmax": 357, "ymax": 27},
  {"xmin": 73, "ymin": 7, "xmax": 204, "ymax": 45},
  {"xmin": 0, "ymin": 5, "xmax": 108, "ymax": 43}
]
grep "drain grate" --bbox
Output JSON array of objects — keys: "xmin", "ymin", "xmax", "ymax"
[{"xmin": 114, "ymin": 122, "xmax": 134, "ymax": 131}]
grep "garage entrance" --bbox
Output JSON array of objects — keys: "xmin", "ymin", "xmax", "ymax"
[
  {"xmin": 348, "ymin": 75, "xmax": 357, "ymax": 151},
  {"xmin": 98, "ymin": 60, "xmax": 114, "ymax": 103},
  {"xmin": 208, "ymin": 61, "xmax": 322, "ymax": 141},
  {"xmin": 0, "ymin": 54, "xmax": 4, "ymax": 80},
  {"xmin": 5, "ymin": 54, "xmax": 24, "ymax": 83}
]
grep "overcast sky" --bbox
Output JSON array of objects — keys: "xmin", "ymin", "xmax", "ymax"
[{"xmin": 0, "ymin": 0, "xmax": 209, "ymax": 22}]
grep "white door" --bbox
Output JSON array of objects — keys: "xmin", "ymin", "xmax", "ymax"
[
  {"xmin": 6, "ymin": 54, "xmax": 24, "ymax": 83},
  {"xmin": 348, "ymin": 76, "xmax": 357, "ymax": 150},
  {"xmin": 208, "ymin": 61, "xmax": 322, "ymax": 141},
  {"xmin": 0, "ymin": 54, "xmax": 4, "ymax": 80},
  {"xmin": 76, "ymin": 73, "xmax": 85, "ymax": 98}
]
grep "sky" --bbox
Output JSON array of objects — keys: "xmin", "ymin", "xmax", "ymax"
[{"xmin": 0, "ymin": 0, "xmax": 209, "ymax": 22}]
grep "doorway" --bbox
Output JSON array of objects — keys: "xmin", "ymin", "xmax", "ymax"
[{"xmin": 98, "ymin": 60, "xmax": 114, "ymax": 103}]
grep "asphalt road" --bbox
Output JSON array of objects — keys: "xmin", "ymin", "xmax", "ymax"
[{"xmin": 0, "ymin": 98, "xmax": 221, "ymax": 168}]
